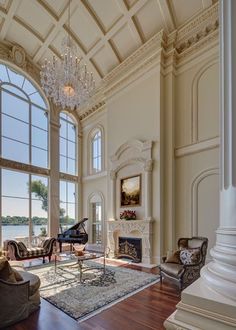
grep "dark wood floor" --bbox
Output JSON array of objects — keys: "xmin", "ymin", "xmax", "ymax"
[{"xmin": 4, "ymin": 262, "xmax": 180, "ymax": 330}]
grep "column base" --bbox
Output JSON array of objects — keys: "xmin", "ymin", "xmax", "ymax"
[{"xmin": 164, "ymin": 278, "xmax": 236, "ymax": 330}]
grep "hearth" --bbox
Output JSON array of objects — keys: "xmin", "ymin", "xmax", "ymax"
[{"xmin": 118, "ymin": 237, "xmax": 142, "ymax": 263}]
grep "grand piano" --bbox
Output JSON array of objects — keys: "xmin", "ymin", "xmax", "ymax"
[{"xmin": 57, "ymin": 217, "xmax": 88, "ymax": 252}]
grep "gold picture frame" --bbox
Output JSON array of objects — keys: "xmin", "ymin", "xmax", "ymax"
[{"xmin": 120, "ymin": 174, "xmax": 141, "ymax": 207}]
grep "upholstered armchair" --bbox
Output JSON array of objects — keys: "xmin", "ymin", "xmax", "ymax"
[
  {"xmin": 5, "ymin": 237, "xmax": 56, "ymax": 263},
  {"xmin": 159, "ymin": 237, "xmax": 208, "ymax": 290},
  {"xmin": 0, "ymin": 257, "xmax": 41, "ymax": 328}
]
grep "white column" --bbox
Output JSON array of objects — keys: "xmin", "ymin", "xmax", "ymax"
[
  {"xmin": 200, "ymin": 0, "xmax": 236, "ymax": 300},
  {"xmin": 49, "ymin": 104, "xmax": 60, "ymax": 238},
  {"xmin": 165, "ymin": 1, "xmax": 236, "ymax": 329},
  {"xmin": 110, "ymin": 170, "xmax": 116, "ymax": 220}
]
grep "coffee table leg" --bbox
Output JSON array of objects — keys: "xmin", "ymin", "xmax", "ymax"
[{"xmin": 78, "ymin": 260, "xmax": 83, "ymax": 282}]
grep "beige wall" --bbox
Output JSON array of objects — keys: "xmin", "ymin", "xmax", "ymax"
[
  {"xmin": 81, "ymin": 42, "xmax": 220, "ymax": 264},
  {"xmin": 173, "ymin": 54, "xmax": 220, "ymax": 261}
]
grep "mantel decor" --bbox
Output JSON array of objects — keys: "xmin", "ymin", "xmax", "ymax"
[
  {"xmin": 120, "ymin": 210, "xmax": 136, "ymax": 220},
  {"xmin": 120, "ymin": 174, "xmax": 141, "ymax": 207}
]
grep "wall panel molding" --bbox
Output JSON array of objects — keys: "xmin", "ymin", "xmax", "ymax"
[
  {"xmin": 191, "ymin": 168, "xmax": 219, "ymax": 236},
  {"xmin": 175, "ymin": 137, "xmax": 219, "ymax": 158},
  {"xmin": 191, "ymin": 60, "xmax": 219, "ymax": 143}
]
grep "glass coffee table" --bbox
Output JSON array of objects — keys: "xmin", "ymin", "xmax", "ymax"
[{"xmin": 75, "ymin": 251, "xmax": 106, "ymax": 282}]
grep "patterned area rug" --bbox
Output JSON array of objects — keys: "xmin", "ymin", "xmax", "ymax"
[{"xmin": 28, "ymin": 260, "xmax": 159, "ymax": 322}]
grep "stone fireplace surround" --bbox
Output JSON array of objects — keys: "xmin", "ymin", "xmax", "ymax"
[{"xmin": 107, "ymin": 219, "xmax": 153, "ymax": 264}]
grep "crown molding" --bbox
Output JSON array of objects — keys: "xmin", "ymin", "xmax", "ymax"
[{"xmin": 78, "ymin": 4, "xmax": 219, "ymax": 120}]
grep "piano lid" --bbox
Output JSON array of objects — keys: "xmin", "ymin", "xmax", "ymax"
[{"xmin": 59, "ymin": 217, "xmax": 88, "ymax": 234}]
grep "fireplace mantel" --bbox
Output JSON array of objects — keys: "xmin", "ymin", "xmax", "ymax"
[{"xmin": 107, "ymin": 219, "xmax": 153, "ymax": 264}]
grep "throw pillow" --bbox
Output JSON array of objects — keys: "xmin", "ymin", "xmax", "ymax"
[
  {"xmin": 0, "ymin": 256, "xmax": 17, "ymax": 283},
  {"xmin": 180, "ymin": 248, "xmax": 200, "ymax": 265},
  {"xmin": 165, "ymin": 250, "xmax": 181, "ymax": 264}
]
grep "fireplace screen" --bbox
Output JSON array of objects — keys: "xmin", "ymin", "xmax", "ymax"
[{"xmin": 118, "ymin": 237, "xmax": 142, "ymax": 263}]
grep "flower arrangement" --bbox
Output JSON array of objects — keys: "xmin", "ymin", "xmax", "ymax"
[{"xmin": 120, "ymin": 210, "xmax": 136, "ymax": 220}]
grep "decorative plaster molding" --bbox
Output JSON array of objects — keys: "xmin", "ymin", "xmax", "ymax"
[
  {"xmin": 0, "ymin": 42, "xmax": 40, "ymax": 85},
  {"xmin": 175, "ymin": 137, "xmax": 220, "ymax": 158},
  {"xmin": 110, "ymin": 139, "xmax": 154, "ymax": 221},
  {"xmin": 111, "ymin": 139, "xmax": 152, "ymax": 162},
  {"xmin": 78, "ymin": 4, "xmax": 219, "ymax": 120},
  {"xmin": 0, "ymin": 158, "xmax": 49, "ymax": 176},
  {"xmin": 82, "ymin": 171, "xmax": 108, "ymax": 182},
  {"xmin": 107, "ymin": 219, "xmax": 153, "ymax": 264},
  {"xmin": 191, "ymin": 168, "xmax": 219, "ymax": 236},
  {"xmin": 176, "ymin": 3, "xmax": 218, "ymax": 46},
  {"xmin": 191, "ymin": 60, "xmax": 219, "ymax": 143},
  {"xmin": 79, "ymin": 99, "xmax": 106, "ymax": 121},
  {"xmin": 144, "ymin": 160, "xmax": 153, "ymax": 172}
]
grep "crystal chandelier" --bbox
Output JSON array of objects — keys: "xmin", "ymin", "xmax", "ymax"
[{"xmin": 40, "ymin": 0, "xmax": 95, "ymax": 110}]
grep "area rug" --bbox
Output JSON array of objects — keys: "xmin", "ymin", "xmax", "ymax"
[{"xmin": 28, "ymin": 260, "xmax": 159, "ymax": 322}]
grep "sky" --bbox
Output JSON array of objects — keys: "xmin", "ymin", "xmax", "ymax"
[{"xmin": 0, "ymin": 64, "xmax": 76, "ymax": 220}]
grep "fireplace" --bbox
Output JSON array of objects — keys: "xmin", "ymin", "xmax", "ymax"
[{"xmin": 118, "ymin": 237, "xmax": 142, "ymax": 263}]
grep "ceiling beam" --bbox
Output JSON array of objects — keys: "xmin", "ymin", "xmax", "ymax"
[{"xmin": 157, "ymin": 0, "xmax": 176, "ymax": 32}]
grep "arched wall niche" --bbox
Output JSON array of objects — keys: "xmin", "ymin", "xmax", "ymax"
[
  {"xmin": 110, "ymin": 139, "xmax": 153, "ymax": 221},
  {"xmin": 107, "ymin": 139, "xmax": 154, "ymax": 264}
]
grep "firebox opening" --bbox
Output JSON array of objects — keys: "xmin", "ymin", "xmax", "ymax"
[{"xmin": 118, "ymin": 237, "xmax": 142, "ymax": 263}]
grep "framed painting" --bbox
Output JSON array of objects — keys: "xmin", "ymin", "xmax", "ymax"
[{"xmin": 120, "ymin": 174, "xmax": 141, "ymax": 207}]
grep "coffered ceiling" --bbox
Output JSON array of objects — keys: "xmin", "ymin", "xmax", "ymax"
[{"xmin": 0, "ymin": 0, "xmax": 217, "ymax": 85}]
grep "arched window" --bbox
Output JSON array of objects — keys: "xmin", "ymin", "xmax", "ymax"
[
  {"xmin": 59, "ymin": 112, "xmax": 76, "ymax": 175},
  {"xmin": 89, "ymin": 126, "xmax": 104, "ymax": 174},
  {"xmin": 88, "ymin": 192, "xmax": 104, "ymax": 245},
  {"xmin": 0, "ymin": 63, "xmax": 49, "ymax": 247},
  {"xmin": 59, "ymin": 112, "xmax": 78, "ymax": 229}
]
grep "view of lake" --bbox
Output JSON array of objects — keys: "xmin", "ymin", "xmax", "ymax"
[{"xmin": 2, "ymin": 225, "xmax": 47, "ymax": 242}]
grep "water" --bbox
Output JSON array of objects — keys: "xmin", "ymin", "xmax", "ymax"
[{"xmin": 2, "ymin": 225, "xmax": 47, "ymax": 242}]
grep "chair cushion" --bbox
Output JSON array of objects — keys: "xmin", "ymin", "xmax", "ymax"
[
  {"xmin": 180, "ymin": 248, "xmax": 200, "ymax": 265},
  {"xmin": 166, "ymin": 250, "xmax": 181, "ymax": 264},
  {"xmin": 0, "ymin": 257, "xmax": 17, "ymax": 283},
  {"xmin": 188, "ymin": 239, "xmax": 204, "ymax": 249},
  {"xmin": 18, "ymin": 270, "xmax": 41, "ymax": 296},
  {"xmin": 160, "ymin": 263, "xmax": 184, "ymax": 278}
]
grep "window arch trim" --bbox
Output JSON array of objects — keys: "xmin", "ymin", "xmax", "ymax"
[{"xmin": 88, "ymin": 125, "xmax": 105, "ymax": 175}]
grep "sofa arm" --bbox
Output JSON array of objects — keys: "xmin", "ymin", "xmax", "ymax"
[
  {"xmin": 42, "ymin": 237, "xmax": 56, "ymax": 253},
  {"xmin": 162, "ymin": 256, "xmax": 167, "ymax": 263},
  {"xmin": 0, "ymin": 279, "xmax": 30, "ymax": 328}
]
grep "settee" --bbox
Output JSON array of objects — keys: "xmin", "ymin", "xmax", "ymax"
[
  {"xmin": 5, "ymin": 237, "xmax": 56, "ymax": 263},
  {"xmin": 0, "ymin": 258, "xmax": 41, "ymax": 328}
]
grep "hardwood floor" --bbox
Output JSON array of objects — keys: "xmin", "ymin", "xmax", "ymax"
[{"xmin": 4, "ymin": 262, "xmax": 180, "ymax": 330}]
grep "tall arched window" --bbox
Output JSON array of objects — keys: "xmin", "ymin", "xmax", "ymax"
[
  {"xmin": 89, "ymin": 126, "xmax": 104, "ymax": 175},
  {"xmin": 59, "ymin": 112, "xmax": 77, "ymax": 229},
  {"xmin": 0, "ymin": 63, "xmax": 49, "ymax": 247}
]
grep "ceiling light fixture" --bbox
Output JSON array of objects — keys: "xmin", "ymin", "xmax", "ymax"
[{"xmin": 40, "ymin": 0, "xmax": 95, "ymax": 110}]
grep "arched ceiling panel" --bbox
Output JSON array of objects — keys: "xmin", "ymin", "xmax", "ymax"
[
  {"xmin": 133, "ymin": 0, "xmax": 164, "ymax": 42},
  {"xmin": 0, "ymin": 0, "xmax": 216, "ymax": 86}
]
